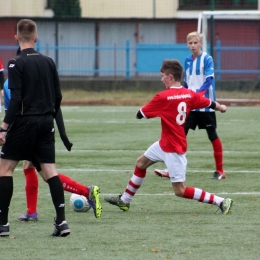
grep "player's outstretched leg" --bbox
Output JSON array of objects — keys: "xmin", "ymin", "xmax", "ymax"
[
  {"xmin": 180, "ymin": 186, "xmax": 233, "ymax": 214},
  {"xmin": 105, "ymin": 165, "xmax": 146, "ymax": 211},
  {"xmin": 87, "ymin": 186, "xmax": 102, "ymax": 218},
  {"xmin": 218, "ymin": 198, "xmax": 233, "ymax": 214},
  {"xmin": 104, "ymin": 194, "xmax": 130, "ymax": 211}
]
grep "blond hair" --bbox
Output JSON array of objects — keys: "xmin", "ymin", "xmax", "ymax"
[
  {"xmin": 17, "ymin": 19, "xmax": 37, "ymax": 43},
  {"xmin": 187, "ymin": 31, "xmax": 203, "ymax": 42}
]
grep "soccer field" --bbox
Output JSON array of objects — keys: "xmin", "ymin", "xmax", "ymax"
[{"xmin": 2, "ymin": 105, "xmax": 260, "ymax": 260}]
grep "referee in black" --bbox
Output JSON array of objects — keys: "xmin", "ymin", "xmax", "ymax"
[{"xmin": 0, "ymin": 19, "xmax": 70, "ymax": 237}]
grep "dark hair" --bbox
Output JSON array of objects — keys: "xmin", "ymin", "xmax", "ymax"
[{"xmin": 160, "ymin": 59, "xmax": 183, "ymax": 82}]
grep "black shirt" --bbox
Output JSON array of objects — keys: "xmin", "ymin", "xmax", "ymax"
[{"xmin": 4, "ymin": 48, "xmax": 62, "ymax": 124}]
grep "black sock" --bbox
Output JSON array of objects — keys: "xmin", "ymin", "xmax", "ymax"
[
  {"xmin": 0, "ymin": 176, "xmax": 13, "ymax": 225},
  {"xmin": 47, "ymin": 175, "xmax": 65, "ymax": 224}
]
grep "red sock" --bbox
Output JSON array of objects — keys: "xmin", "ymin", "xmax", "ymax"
[
  {"xmin": 121, "ymin": 166, "xmax": 146, "ymax": 203},
  {"xmin": 212, "ymin": 138, "xmax": 224, "ymax": 173},
  {"xmin": 24, "ymin": 168, "xmax": 38, "ymax": 214},
  {"xmin": 58, "ymin": 173, "xmax": 89, "ymax": 197},
  {"xmin": 183, "ymin": 186, "xmax": 215, "ymax": 204}
]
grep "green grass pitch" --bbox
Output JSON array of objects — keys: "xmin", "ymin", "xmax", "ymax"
[{"xmin": 2, "ymin": 105, "xmax": 260, "ymax": 260}]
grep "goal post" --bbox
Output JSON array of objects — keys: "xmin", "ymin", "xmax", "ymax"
[{"xmin": 197, "ymin": 10, "xmax": 260, "ymax": 52}]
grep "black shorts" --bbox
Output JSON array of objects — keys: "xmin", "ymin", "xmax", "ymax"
[
  {"xmin": 1, "ymin": 114, "xmax": 55, "ymax": 163},
  {"xmin": 185, "ymin": 111, "xmax": 217, "ymax": 130},
  {"xmin": 31, "ymin": 157, "xmax": 42, "ymax": 173}
]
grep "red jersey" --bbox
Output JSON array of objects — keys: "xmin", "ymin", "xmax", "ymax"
[
  {"xmin": 0, "ymin": 58, "xmax": 3, "ymax": 71},
  {"xmin": 140, "ymin": 86, "xmax": 211, "ymax": 154}
]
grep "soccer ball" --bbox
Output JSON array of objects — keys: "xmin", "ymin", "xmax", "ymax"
[{"xmin": 69, "ymin": 193, "xmax": 91, "ymax": 212}]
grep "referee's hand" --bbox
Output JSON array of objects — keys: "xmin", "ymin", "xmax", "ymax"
[
  {"xmin": 62, "ymin": 138, "xmax": 73, "ymax": 151},
  {"xmin": 0, "ymin": 132, "xmax": 6, "ymax": 146}
]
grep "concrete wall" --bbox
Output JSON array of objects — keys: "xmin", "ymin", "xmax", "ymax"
[
  {"xmin": 2, "ymin": 0, "xmax": 259, "ymax": 19},
  {"xmin": 0, "ymin": 0, "xmax": 53, "ymax": 17},
  {"xmin": 0, "ymin": 0, "xmax": 188, "ymax": 18},
  {"xmin": 81, "ymin": 0, "xmax": 178, "ymax": 18}
]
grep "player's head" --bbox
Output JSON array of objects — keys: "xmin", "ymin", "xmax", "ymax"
[
  {"xmin": 187, "ymin": 31, "xmax": 202, "ymax": 42},
  {"xmin": 160, "ymin": 59, "xmax": 183, "ymax": 85},
  {"xmin": 187, "ymin": 31, "xmax": 203, "ymax": 56},
  {"xmin": 15, "ymin": 19, "xmax": 38, "ymax": 44}
]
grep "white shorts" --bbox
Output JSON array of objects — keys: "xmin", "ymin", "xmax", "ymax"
[{"xmin": 144, "ymin": 141, "xmax": 187, "ymax": 183}]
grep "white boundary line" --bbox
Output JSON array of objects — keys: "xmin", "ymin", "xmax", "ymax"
[
  {"xmin": 11, "ymin": 192, "xmax": 260, "ymax": 197},
  {"xmin": 13, "ymin": 168, "xmax": 260, "ymax": 173},
  {"xmin": 55, "ymin": 149, "xmax": 260, "ymax": 155},
  {"xmin": 102, "ymin": 192, "xmax": 260, "ymax": 196}
]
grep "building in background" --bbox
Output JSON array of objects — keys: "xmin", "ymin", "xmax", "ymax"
[
  {"xmin": 0, "ymin": 0, "xmax": 259, "ymax": 18},
  {"xmin": 0, "ymin": 0, "xmax": 259, "ymax": 80}
]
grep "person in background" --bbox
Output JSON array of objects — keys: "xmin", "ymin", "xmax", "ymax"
[
  {"xmin": 104, "ymin": 59, "xmax": 233, "ymax": 215},
  {"xmin": 154, "ymin": 31, "xmax": 225, "ymax": 180}
]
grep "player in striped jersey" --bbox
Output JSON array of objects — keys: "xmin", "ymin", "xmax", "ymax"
[{"xmin": 154, "ymin": 31, "xmax": 225, "ymax": 180}]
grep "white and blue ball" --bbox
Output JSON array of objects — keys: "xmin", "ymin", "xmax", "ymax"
[{"xmin": 70, "ymin": 193, "xmax": 91, "ymax": 212}]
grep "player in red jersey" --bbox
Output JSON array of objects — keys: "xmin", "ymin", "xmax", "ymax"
[
  {"xmin": 104, "ymin": 59, "xmax": 233, "ymax": 214},
  {"xmin": 154, "ymin": 31, "xmax": 225, "ymax": 180}
]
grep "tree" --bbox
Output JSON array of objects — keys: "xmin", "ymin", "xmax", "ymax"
[{"xmin": 51, "ymin": 0, "xmax": 81, "ymax": 18}]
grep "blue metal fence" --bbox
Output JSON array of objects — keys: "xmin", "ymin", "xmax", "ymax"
[
  {"xmin": 1, "ymin": 40, "xmax": 260, "ymax": 80},
  {"xmin": 215, "ymin": 40, "xmax": 260, "ymax": 80}
]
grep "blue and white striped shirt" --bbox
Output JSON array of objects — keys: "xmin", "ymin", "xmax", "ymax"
[{"xmin": 184, "ymin": 52, "xmax": 216, "ymax": 112}]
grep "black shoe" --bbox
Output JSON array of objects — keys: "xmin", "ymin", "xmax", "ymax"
[
  {"xmin": 51, "ymin": 219, "xmax": 70, "ymax": 237},
  {"xmin": 219, "ymin": 198, "xmax": 233, "ymax": 214},
  {"xmin": 0, "ymin": 223, "xmax": 10, "ymax": 237},
  {"xmin": 212, "ymin": 171, "xmax": 226, "ymax": 179},
  {"xmin": 104, "ymin": 194, "xmax": 130, "ymax": 211}
]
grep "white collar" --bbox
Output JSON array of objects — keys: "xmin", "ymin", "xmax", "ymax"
[{"xmin": 169, "ymin": 85, "xmax": 182, "ymax": 89}]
